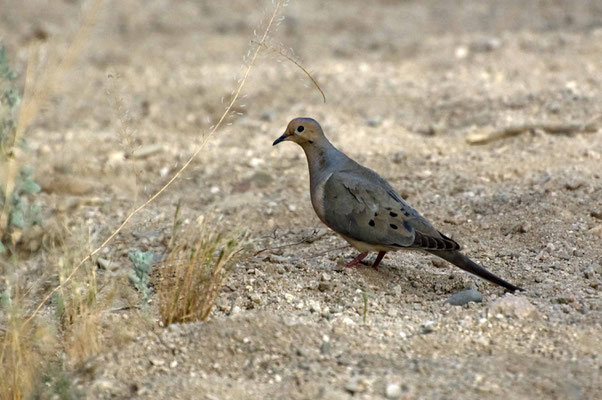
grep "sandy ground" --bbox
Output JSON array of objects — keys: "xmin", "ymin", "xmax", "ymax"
[{"xmin": 2, "ymin": 0, "xmax": 602, "ymax": 399}]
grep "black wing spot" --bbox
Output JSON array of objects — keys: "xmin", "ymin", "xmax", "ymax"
[
  {"xmin": 374, "ymin": 212, "xmax": 378, "ymax": 217},
  {"xmin": 385, "ymin": 207, "xmax": 392, "ymax": 211},
  {"xmin": 390, "ymin": 224, "xmax": 398, "ymax": 230},
  {"xmin": 404, "ymin": 211, "xmax": 410, "ymax": 217},
  {"xmin": 369, "ymin": 220, "xmax": 375, "ymax": 227},
  {"xmin": 389, "ymin": 212, "xmax": 398, "ymax": 217}
]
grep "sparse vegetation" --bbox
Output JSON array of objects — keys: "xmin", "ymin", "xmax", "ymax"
[
  {"xmin": 157, "ymin": 216, "xmax": 245, "ymax": 326},
  {"xmin": 128, "ymin": 250, "xmax": 154, "ymax": 303},
  {"xmin": 0, "ymin": 45, "xmax": 20, "ymax": 150},
  {"xmin": 1, "ymin": 1, "xmax": 286, "ymax": 397},
  {"xmin": 0, "ymin": 44, "xmax": 41, "ymax": 253},
  {"xmin": 0, "ymin": 287, "xmax": 41, "ymax": 400}
]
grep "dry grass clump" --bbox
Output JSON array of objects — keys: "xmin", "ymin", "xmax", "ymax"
[
  {"xmin": 158, "ymin": 216, "xmax": 245, "ymax": 326},
  {"xmin": 0, "ymin": 228, "xmax": 111, "ymax": 400},
  {"xmin": 53, "ymin": 233, "xmax": 112, "ymax": 363},
  {"xmin": 0, "ymin": 290, "xmax": 45, "ymax": 400}
]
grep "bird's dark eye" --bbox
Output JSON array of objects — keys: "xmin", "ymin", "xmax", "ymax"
[{"xmin": 297, "ymin": 125, "xmax": 304, "ymax": 133}]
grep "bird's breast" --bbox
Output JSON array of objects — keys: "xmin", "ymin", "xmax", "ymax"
[{"xmin": 310, "ymin": 172, "xmax": 332, "ymax": 224}]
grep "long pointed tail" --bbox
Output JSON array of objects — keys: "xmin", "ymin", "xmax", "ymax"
[{"xmin": 428, "ymin": 250, "xmax": 524, "ymax": 292}]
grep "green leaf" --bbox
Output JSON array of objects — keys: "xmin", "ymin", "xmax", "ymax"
[
  {"xmin": 21, "ymin": 176, "xmax": 41, "ymax": 194},
  {"xmin": 10, "ymin": 209, "xmax": 24, "ymax": 228},
  {"xmin": 128, "ymin": 250, "xmax": 154, "ymax": 301},
  {"xmin": 0, "ymin": 290, "xmax": 11, "ymax": 309}
]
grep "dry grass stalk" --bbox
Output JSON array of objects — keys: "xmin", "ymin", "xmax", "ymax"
[
  {"xmin": 105, "ymin": 72, "xmax": 142, "ymax": 205},
  {"xmin": 0, "ymin": 293, "xmax": 41, "ymax": 400},
  {"xmin": 254, "ymin": 40, "xmax": 326, "ymax": 103},
  {"xmin": 466, "ymin": 117, "xmax": 601, "ymax": 145},
  {"xmin": 0, "ymin": 0, "xmax": 104, "ymax": 237},
  {"xmin": 55, "ymin": 243, "xmax": 105, "ymax": 363},
  {"xmin": 0, "ymin": 228, "xmax": 108, "ymax": 399},
  {"xmin": 24, "ymin": 0, "xmax": 287, "ymax": 327},
  {"xmin": 158, "ymin": 217, "xmax": 244, "ymax": 326}
]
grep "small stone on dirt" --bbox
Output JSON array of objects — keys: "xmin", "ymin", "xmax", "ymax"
[
  {"xmin": 150, "ymin": 358, "xmax": 165, "ymax": 366},
  {"xmin": 385, "ymin": 382, "xmax": 402, "ymax": 399},
  {"xmin": 344, "ymin": 378, "xmax": 366, "ymax": 394},
  {"xmin": 132, "ymin": 143, "xmax": 162, "ymax": 159},
  {"xmin": 590, "ymin": 209, "xmax": 602, "ymax": 220},
  {"xmin": 318, "ymin": 282, "xmax": 331, "ymax": 292},
  {"xmin": 445, "ymin": 289, "xmax": 483, "ymax": 306}
]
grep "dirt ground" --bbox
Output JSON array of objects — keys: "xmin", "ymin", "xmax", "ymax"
[{"xmin": 2, "ymin": 0, "xmax": 602, "ymax": 399}]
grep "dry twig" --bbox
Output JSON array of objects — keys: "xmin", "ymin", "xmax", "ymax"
[
  {"xmin": 23, "ymin": 0, "xmax": 298, "ymax": 327},
  {"xmin": 466, "ymin": 117, "xmax": 601, "ymax": 145}
]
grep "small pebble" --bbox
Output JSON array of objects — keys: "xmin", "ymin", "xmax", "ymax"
[
  {"xmin": 445, "ymin": 289, "xmax": 483, "ymax": 306},
  {"xmin": 149, "ymin": 358, "xmax": 165, "ymax": 367},
  {"xmin": 344, "ymin": 378, "xmax": 366, "ymax": 394},
  {"xmin": 385, "ymin": 383, "xmax": 402, "ymax": 399}
]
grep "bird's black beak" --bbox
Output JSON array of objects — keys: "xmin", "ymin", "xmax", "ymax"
[{"xmin": 272, "ymin": 132, "xmax": 289, "ymax": 146}]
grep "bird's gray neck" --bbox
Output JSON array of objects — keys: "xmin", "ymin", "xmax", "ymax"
[{"xmin": 301, "ymin": 139, "xmax": 346, "ymax": 192}]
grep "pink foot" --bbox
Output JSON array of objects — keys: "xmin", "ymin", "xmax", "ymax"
[
  {"xmin": 345, "ymin": 252, "xmax": 368, "ymax": 268},
  {"xmin": 372, "ymin": 251, "xmax": 387, "ymax": 270}
]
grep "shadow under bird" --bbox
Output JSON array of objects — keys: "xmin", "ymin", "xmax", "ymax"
[{"xmin": 273, "ymin": 117, "xmax": 523, "ymax": 292}]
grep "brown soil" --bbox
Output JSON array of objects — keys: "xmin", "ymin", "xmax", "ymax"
[{"xmin": 2, "ymin": 0, "xmax": 601, "ymax": 399}]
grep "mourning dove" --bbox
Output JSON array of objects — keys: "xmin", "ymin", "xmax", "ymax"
[{"xmin": 273, "ymin": 117, "xmax": 523, "ymax": 292}]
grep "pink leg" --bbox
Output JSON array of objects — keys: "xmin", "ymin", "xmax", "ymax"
[
  {"xmin": 372, "ymin": 251, "xmax": 387, "ymax": 270},
  {"xmin": 345, "ymin": 252, "xmax": 368, "ymax": 268}
]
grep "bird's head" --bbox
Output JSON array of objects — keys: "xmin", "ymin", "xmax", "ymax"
[{"xmin": 273, "ymin": 117, "xmax": 324, "ymax": 147}]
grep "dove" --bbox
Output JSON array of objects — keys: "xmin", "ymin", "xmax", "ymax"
[{"xmin": 272, "ymin": 117, "xmax": 523, "ymax": 292}]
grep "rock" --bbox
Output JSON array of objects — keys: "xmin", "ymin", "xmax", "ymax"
[
  {"xmin": 318, "ymin": 282, "xmax": 331, "ymax": 292},
  {"xmin": 97, "ymin": 258, "xmax": 115, "ymax": 271},
  {"xmin": 365, "ymin": 118, "xmax": 381, "ymax": 127},
  {"xmin": 385, "ymin": 383, "xmax": 402, "ymax": 399},
  {"xmin": 248, "ymin": 293, "xmax": 261, "ymax": 304},
  {"xmin": 470, "ymin": 37, "xmax": 501, "ymax": 52},
  {"xmin": 268, "ymin": 254, "xmax": 290, "ymax": 263},
  {"xmin": 512, "ymin": 222, "xmax": 531, "ymax": 234},
  {"xmin": 431, "ymin": 259, "xmax": 447, "ymax": 268},
  {"xmin": 344, "ymin": 378, "xmax": 366, "ymax": 394},
  {"xmin": 308, "ymin": 299, "xmax": 321, "ymax": 314},
  {"xmin": 132, "ymin": 143, "xmax": 162, "ymax": 159},
  {"xmin": 563, "ymin": 175, "xmax": 585, "ymax": 191},
  {"xmin": 582, "ymin": 264, "xmax": 601, "ymax": 279},
  {"xmin": 149, "ymin": 358, "xmax": 165, "ymax": 366},
  {"xmin": 421, "ymin": 320, "xmax": 437, "ymax": 334},
  {"xmin": 445, "ymin": 289, "xmax": 483, "ymax": 306},
  {"xmin": 392, "ymin": 151, "xmax": 405, "ymax": 164},
  {"xmin": 589, "ymin": 224, "xmax": 602, "ymax": 239},
  {"xmin": 260, "ymin": 111, "xmax": 275, "ymax": 121},
  {"xmin": 488, "ymin": 294, "xmax": 537, "ymax": 319},
  {"xmin": 93, "ymin": 378, "xmax": 117, "ymax": 392}
]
